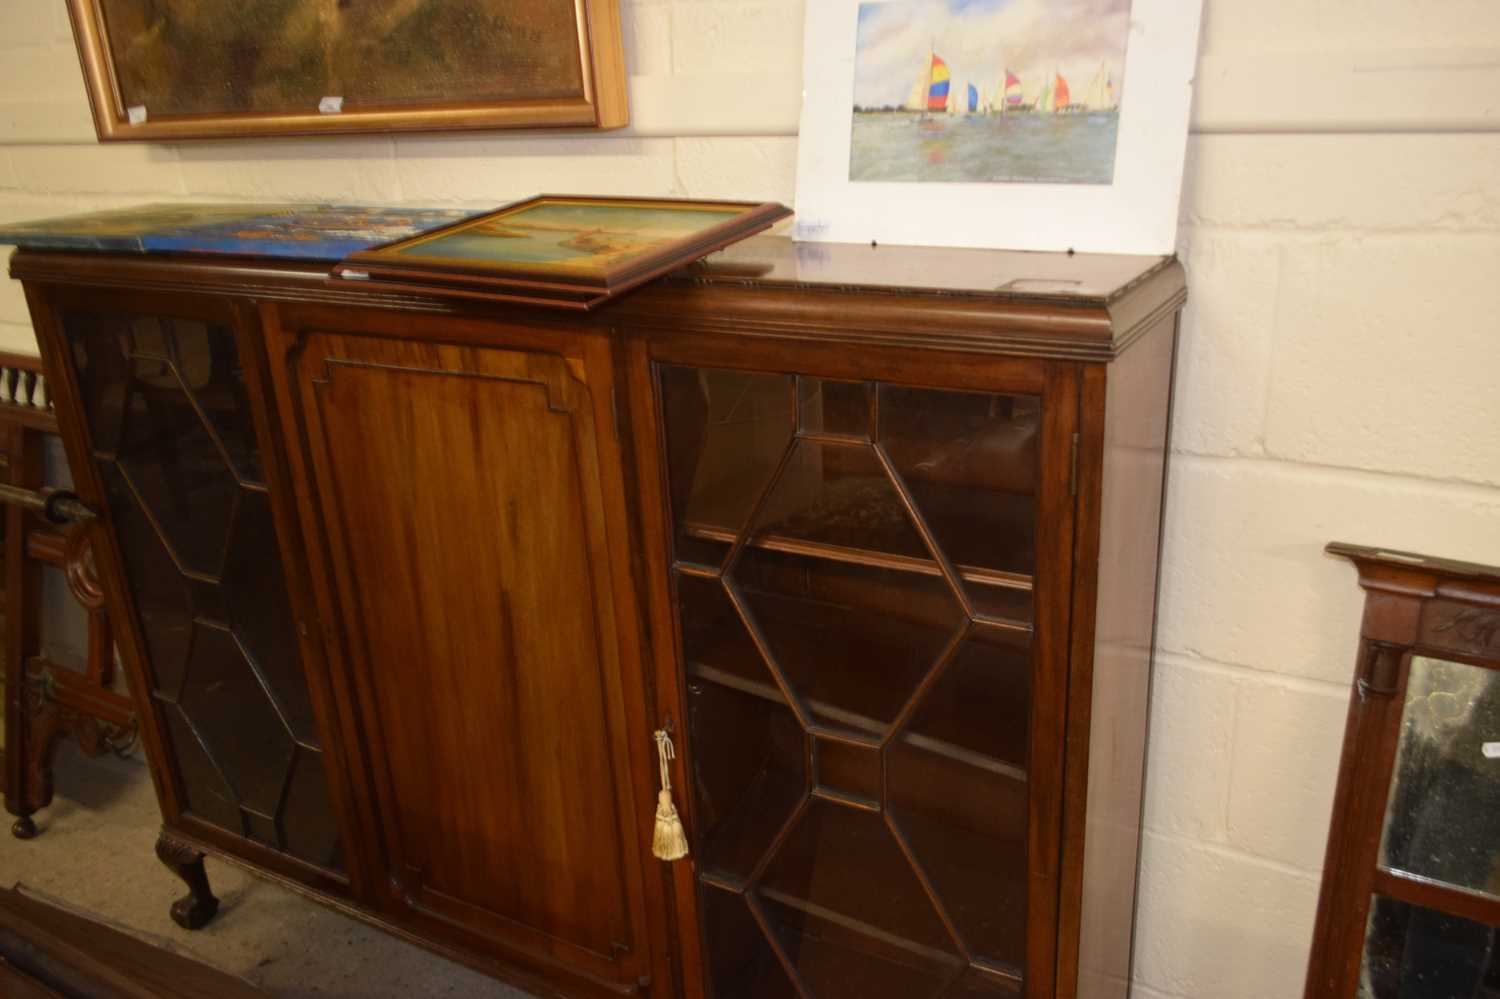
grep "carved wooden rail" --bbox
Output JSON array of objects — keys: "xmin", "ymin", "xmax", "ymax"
[
  {"xmin": 0, "ymin": 352, "xmax": 56, "ymax": 433},
  {"xmin": 0, "ymin": 351, "xmax": 131, "ymax": 840}
]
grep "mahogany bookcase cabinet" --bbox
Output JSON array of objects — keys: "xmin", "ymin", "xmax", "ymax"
[{"xmin": 8, "ymin": 238, "xmax": 1185, "ymax": 999}]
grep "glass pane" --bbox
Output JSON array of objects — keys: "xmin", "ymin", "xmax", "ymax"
[
  {"xmin": 798, "ymin": 377, "xmax": 873, "ymax": 439},
  {"xmin": 162, "ymin": 704, "xmax": 241, "ymax": 833},
  {"xmin": 761, "ymin": 887, "xmax": 957, "ymax": 999},
  {"xmin": 178, "ymin": 621, "xmax": 295, "ymax": 817},
  {"xmin": 880, "ymin": 385, "xmax": 1040, "ymax": 618},
  {"xmin": 282, "ymin": 748, "xmax": 344, "ymax": 871},
  {"xmin": 1358, "ymin": 895, "xmax": 1498, "ymax": 998},
  {"xmin": 816, "ymin": 737, "xmax": 882, "ymax": 805},
  {"xmin": 1379, "ymin": 656, "xmax": 1500, "ymax": 902},
  {"xmin": 887, "ymin": 628, "xmax": 1031, "ymax": 969},
  {"xmin": 901, "ymin": 624, "xmax": 1031, "ymax": 772},
  {"xmin": 222, "ymin": 489, "xmax": 320, "ymax": 747},
  {"xmin": 661, "ymin": 366, "xmax": 794, "ymax": 569},
  {"xmin": 665, "ymin": 365, "xmax": 1041, "ymax": 996},
  {"xmin": 700, "ymin": 885, "xmax": 801, "ymax": 999},
  {"xmin": 66, "ymin": 311, "xmax": 343, "ymax": 873},
  {"xmin": 745, "ymin": 438, "xmax": 930, "ymax": 560},
  {"xmin": 759, "ymin": 798, "xmax": 961, "ymax": 959},
  {"xmin": 729, "ymin": 439, "xmax": 966, "ymax": 740},
  {"xmin": 114, "ymin": 352, "xmax": 240, "ymax": 578},
  {"xmin": 103, "ymin": 463, "xmax": 194, "ymax": 699},
  {"xmin": 946, "ymin": 969, "xmax": 1024, "ymax": 997},
  {"xmin": 734, "ymin": 549, "xmax": 963, "ymax": 740},
  {"xmin": 685, "ymin": 606, "xmax": 806, "ymax": 884},
  {"xmin": 679, "ymin": 571, "xmax": 780, "ymax": 700},
  {"xmin": 170, "ymin": 318, "xmax": 262, "ymax": 483}
]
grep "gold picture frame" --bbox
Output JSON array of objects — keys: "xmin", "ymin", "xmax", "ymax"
[
  {"xmin": 333, "ymin": 195, "xmax": 793, "ymax": 310},
  {"xmin": 66, "ymin": 0, "xmax": 628, "ymax": 141}
]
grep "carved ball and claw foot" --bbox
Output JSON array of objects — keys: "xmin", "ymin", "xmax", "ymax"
[
  {"xmin": 11, "ymin": 816, "xmax": 37, "ymax": 840},
  {"xmin": 154, "ymin": 831, "xmax": 220, "ymax": 930}
]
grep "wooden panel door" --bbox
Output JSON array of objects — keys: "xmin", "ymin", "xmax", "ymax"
[{"xmin": 263, "ymin": 308, "xmax": 662, "ymax": 995}]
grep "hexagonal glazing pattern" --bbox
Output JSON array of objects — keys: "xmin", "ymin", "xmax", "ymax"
[
  {"xmin": 671, "ymin": 367, "xmax": 1040, "ymax": 998},
  {"xmin": 728, "ymin": 438, "xmax": 966, "ymax": 740},
  {"xmin": 65, "ymin": 313, "xmax": 344, "ymax": 873}
]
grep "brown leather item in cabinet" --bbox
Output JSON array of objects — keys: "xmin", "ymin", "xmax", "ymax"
[{"xmin": 9, "ymin": 234, "xmax": 1185, "ymax": 999}]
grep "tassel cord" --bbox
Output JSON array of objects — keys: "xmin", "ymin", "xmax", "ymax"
[{"xmin": 651, "ymin": 727, "xmax": 689, "ymax": 862}]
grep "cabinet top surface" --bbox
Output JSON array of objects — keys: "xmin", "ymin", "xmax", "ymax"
[
  {"xmin": 680, "ymin": 235, "xmax": 1173, "ymax": 305},
  {"xmin": 0, "ymin": 203, "xmax": 1170, "ymax": 305},
  {"xmin": 8, "ymin": 231, "xmax": 1184, "ymax": 362}
]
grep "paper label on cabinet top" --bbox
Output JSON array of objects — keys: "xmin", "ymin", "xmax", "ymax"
[
  {"xmin": 126, "ymin": 105, "xmax": 147, "ymax": 125},
  {"xmin": 1484, "ymin": 742, "xmax": 1500, "ymax": 759},
  {"xmin": 319, "ymin": 96, "xmax": 344, "ymax": 114}
]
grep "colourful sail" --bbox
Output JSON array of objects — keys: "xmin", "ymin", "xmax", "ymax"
[
  {"xmin": 906, "ymin": 74, "xmax": 927, "ymax": 111},
  {"xmin": 1054, "ymin": 73, "xmax": 1071, "ymax": 111},
  {"xmin": 927, "ymin": 55, "xmax": 951, "ymax": 112},
  {"xmin": 967, "ymin": 83, "xmax": 979, "ymax": 113},
  {"xmin": 1004, "ymin": 70, "xmax": 1024, "ymax": 107}
]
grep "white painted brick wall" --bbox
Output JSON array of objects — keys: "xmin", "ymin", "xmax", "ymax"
[{"xmin": 2, "ymin": 2, "xmax": 1499, "ymax": 997}]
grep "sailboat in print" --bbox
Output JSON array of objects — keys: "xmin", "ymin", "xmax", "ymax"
[
  {"xmin": 909, "ymin": 48, "xmax": 952, "ymax": 119},
  {"xmin": 1052, "ymin": 71, "xmax": 1074, "ymax": 113},
  {"xmin": 1000, "ymin": 69, "xmax": 1026, "ymax": 113},
  {"xmin": 1081, "ymin": 62, "xmax": 1120, "ymax": 112}
]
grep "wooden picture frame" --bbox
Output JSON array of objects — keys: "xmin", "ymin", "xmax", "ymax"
[
  {"xmin": 66, "ymin": 0, "xmax": 628, "ymax": 141},
  {"xmin": 332, "ymin": 195, "xmax": 793, "ymax": 310}
]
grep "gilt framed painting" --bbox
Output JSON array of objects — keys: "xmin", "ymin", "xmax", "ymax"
[
  {"xmin": 793, "ymin": 0, "xmax": 1204, "ymax": 254},
  {"xmin": 65, "ymin": 0, "xmax": 628, "ymax": 141},
  {"xmin": 332, "ymin": 195, "xmax": 793, "ymax": 309}
]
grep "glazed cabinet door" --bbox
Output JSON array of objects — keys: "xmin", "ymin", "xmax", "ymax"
[
  {"xmin": 642, "ymin": 351, "xmax": 1077, "ymax": 999},
  {"xmin": 27, "ymin": 289, "xmax": 348, "ymax": 892},
  {"xmin": 262, "ymin": 306, "xmax": 662, "ymax": 995}
]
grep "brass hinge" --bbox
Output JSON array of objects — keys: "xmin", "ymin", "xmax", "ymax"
[{"xmin": 1069, "ymin": 433, "xmax": 1080, "ymax": 497}]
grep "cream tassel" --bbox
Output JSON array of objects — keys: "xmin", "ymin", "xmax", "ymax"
[{"xmin": 652, "ymin": 729, "xmax": 689, "ymax": 861}]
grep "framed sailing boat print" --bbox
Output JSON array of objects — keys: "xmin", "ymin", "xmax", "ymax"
[
  {"xmin": 794, "ymin": 0, "xmax": 1204, "ymax": 254},
  {"xmin": 66, "ymin": 0, "xmax": 628, "ymax": 140},
  {"xmin": 331, "ymin": 195, "xmax": 793, "ymax": 309}
]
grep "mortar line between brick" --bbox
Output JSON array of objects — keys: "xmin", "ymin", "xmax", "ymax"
[
  {"xmin": 1141, "ymin": 827, "xmax": 1326, "ymax": 882},
  {"xmin": 1130, "ymin": 983, "xmax": 1192, "ymax": 999},
  {"xmin": 1154, "ymin": 650, "xmax": 1352, "ymax": 698},
  {"xmin": 1167, "ymin": 451, "xmax": 1500, "ymax": 499},
  {"xmin": 1180, "ymin": 220, "xmax": 1500, "ymax": 238}
]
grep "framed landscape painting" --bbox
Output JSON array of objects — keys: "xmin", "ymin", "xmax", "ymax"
[
  {"xmin": 794, "ymin": 0, "xmax": 1204, "ymax": 254},
  {"xmin": 66, "ymin": 0, "xmax": 628, "ymax": 140},
  {"xmin": 332, "ymin": 195, "xmax": 793, "ymax": 309}
]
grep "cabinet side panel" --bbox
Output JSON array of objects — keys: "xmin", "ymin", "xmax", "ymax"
[{"xmin": 1074, "ymin": 316, "xmax": 1177, "ymax": 999}]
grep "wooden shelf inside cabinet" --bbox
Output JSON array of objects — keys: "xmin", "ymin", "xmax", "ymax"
[
  {"xmin": 682, "ymin": 521, "xmax": 1036, "ymax": 608},
  {"xmin": 686, "ymin": 661, "xmax": 1028, "ymax": 785}
]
